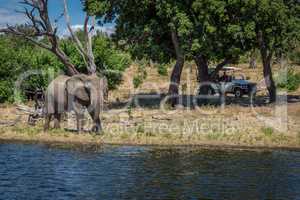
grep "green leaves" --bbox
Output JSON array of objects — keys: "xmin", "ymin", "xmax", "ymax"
[
  {"xmin": 172, "ymin": 12, "xmax": 193, "ymax": 37},
  {"xmin": 0, "ymin": 31, "xmax": 132, "ymax": 102},
  {"xmin": 276, "ymin": 67, "xmax": 300, "ymax": 92},
  {"xmin": 84, "ymin": 0, "xmax": 110, "ymax": 16},
  {"xmin": 87, "ymin": 0, "xmax": 299, "ymax": 74},
  {"xmin": 253, "ymin": 0, "xmax": 300, "ymax": 54},
  {"xmin": 93, "ymin": 33, "xmax": 132, "ymax": 89},
  {"xmin": 0, "ymin": 35, "xmax": 59, "ymax": 102}
]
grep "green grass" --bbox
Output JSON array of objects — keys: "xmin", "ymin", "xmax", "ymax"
[
  {"xmin": 262, "ymin": 127, "xmax": 274, "ymax": 137},
  {"xmin": 137, "ymin": 124, "xmax": 145, "ymax": 133},
  {"xmin": 205, "ymin": 132, "xmax": 224, "ymax": 141}
]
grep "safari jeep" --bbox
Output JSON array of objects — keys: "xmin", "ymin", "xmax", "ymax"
[{"xmin": 198, "ymin": 67, "xmax": 257, "ymax": 99}]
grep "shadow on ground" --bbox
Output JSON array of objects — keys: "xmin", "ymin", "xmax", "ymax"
[{"xmin": 108, "ymin": 93, "xmax": 300, "ymax": 110}]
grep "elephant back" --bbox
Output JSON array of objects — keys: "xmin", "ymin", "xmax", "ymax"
[{"xmin": 44, "ymin": 75, "xmax": 70, "ymax": 114}]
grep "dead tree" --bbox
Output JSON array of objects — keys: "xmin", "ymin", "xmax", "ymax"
[
  {"xmin": 0, "ymin": 0, "xmax": 98, "ymax": 76},
  {"xmin": 63, "ymin": 0, "xmax": 97, "ymax": 74}
]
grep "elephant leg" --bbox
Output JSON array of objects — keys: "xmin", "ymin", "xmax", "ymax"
[
  {"xmin": 74, "ymin": 101, "xmax": 85, "ymax": 133},
  {"xmin": 44, "ymin": 114, "xmax": 52, "ymax": 131},
  {"xmin": 53, "ymin": 113, "xmax": 61, "ymax": 129},
  {"xmin": 76, "ymin": 113, "xmax": 84, "ymax": 133},
  {"xmin": 88, "ymin": 110, "xmax": 102, "ymax": 134}
]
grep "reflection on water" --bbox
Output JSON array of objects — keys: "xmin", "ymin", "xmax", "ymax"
[{"xmin": 0, "ymin": 143, "xmax": 300, "ymax": 200}]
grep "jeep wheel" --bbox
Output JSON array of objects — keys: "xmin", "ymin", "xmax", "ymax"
[
  {"xmin": 207, "ymin": 87, "xmax": 214, "ymax": 95},
  {"xmin": 234, "ymin": 88, "xmax": 243, "ymax": 98}
]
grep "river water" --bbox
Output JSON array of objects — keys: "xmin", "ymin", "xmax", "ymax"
[{"xmin": 0, "ymin": 143, "xmax": 300, "ymax": 200}]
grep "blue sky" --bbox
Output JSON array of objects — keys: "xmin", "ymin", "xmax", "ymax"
[{"xmin": 0, "ymin": 0, "xmax": 115, "ymax": 36}]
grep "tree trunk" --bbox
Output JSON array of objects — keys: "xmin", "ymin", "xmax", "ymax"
[
  {"xmin": 209, "ymin": 57, "xmax": 234, "ymax": 80},
  {"xmin": 257, "ymin": 31, "xmax": 276, "ymax": 103},
  {"xmin": 194, "ymin": 55, "xmax": 210, "ymax": 95},
  {"xmin": 194, "ymin": 55, "xmax": 209, "ymax": 82},
  {"xmin": 249, "ymin": 50, "xmax": 257, "ymax": 69},
  {"xmin": 262, "ymin": 53, "xmax": 277, "ymax": 103},
  {"xmin": 168, "ymin": 31, "xmax": 184, "ymax": 106}
]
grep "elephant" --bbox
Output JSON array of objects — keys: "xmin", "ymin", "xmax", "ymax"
[{"xmin": 43, "ymin": 74, "xmax": 108, "ymax": 133}]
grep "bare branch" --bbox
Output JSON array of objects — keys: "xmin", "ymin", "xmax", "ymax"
[
  {"xmin": 1, "ymin": 0, "xmax": 105, "ymax": 76},
  {"xmin": 4, "ymin": 0, "xmax": 79, "ymax": 75},
  {"xmin": 20, "ymin": 0, "xmax": 36, "ymax": 8},
  {"xmin": 82, "ymin": 15, "xmax": 97, "ymax": 74},
  {"xmin": 63, "ymin": 0, "xmax": 86, "ymax": 56},
  {"xmin": 63, "ymin": 0, "xmax": 97, "ymax": 74},
  {"xmin": 0, "ymin": 26, "xmax": 52, "ymax": 50},
  {"xmin": 86, "ymin": 15, "xmax": 97, "ymax": 74}
]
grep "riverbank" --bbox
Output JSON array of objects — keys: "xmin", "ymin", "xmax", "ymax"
[
  {"xmin": 0, "ymin": 102, "xmax": 300, "ymax": 150},
  {"xmin": 1, "ymin": 129, "xmax": 300, "ymax": 151},
  {"xmin": 0, "ymin": 126, "xmax": 300, "ymax": 151},
  {"xmin": 1, "ymin": 63, "xmax": 300, "ymax": 150}
]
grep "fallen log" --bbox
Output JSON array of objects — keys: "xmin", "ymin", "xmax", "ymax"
[
  {"xmin": 16, "ymin": 105, "xmax": 44, "ymax": 126},
  {"xmin": 0, "ymin": 116, "xmax": 22, "ymax": 127},
  {"xmin": 16, "ymin": 105, "xmax": 37, "ymax": 114}
]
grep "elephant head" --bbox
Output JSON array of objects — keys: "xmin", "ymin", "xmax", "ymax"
[{"xmin": 65, "ymin": 74, "xmax": 108, "ymax": 133}]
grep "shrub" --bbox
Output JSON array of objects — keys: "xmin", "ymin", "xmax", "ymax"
[
  {"xmin": 0, "ymin": 36, "xmax": 59, "ymax": 103},
  {"xmin": 276, "ymin": 68, "xmax": 300, "ymax": 92},
  {"xmin": 262, "ymin": 127, "xmax": 274, "ymax": 137},
  {"xmin": 0, "ymin": 32, "xmax": 132, "ymax": 103},
  {"xmin": 288, "ymin": 47, "xmax": 300, "ymax": 64},
  {"xmin": 0, "ymin": 81, "xmax": 13, "ymax": 103},
  {"xmin": 156, "ymin": 63, "xmax": 168, "ymax": 76},
  {"xmin": 137, "ymin": 124, "xmax": 145, "ymax": 133},
  {"xmin": 133, "ymin": 76, "xmax": 143, "ymax": 88},
  {"xmin": 88, "ymin": 33, "xmax": 132, "ymax": 89},
  {"xmin": 132, "ymin": 59, "xmax": 148, "ymax": 89}
]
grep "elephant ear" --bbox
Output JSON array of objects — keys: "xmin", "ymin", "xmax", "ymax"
[
  {"xmin": 84, "ymin": 74, "xmax": 108, "ymax": 114},
  {"xmin": 66, "ymin": 75, "xmax": 90, "ymax": 102}
]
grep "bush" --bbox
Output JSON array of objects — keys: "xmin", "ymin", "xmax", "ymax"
[
  {"xmin": 0, "ymin": 81, "xmax": 13, "ymax": 103},
  {"xmin": 93, "ymin": 34, "xmax": 132, "ymax": 89},
  {"xmin": 132, "ymin": 59, "xmax": 148, "ymax": 89},
  {"xmin": 262, "ymin": 127, "xmax": 274, "ymax": 137},
  {"xmin": 0, "ymin": 35, "xmax": 60, "ymax": 103},
  {"xmin": 276, "ymin": 68, "xmax": 300, "ymax": 92},
  {"xmin": 288, "ymin": 47, "xmax": 300, "ymax": 64},
  {"xmin": 62, "ymin": 33, "xmax": 132, "ymax": 90},
  {"xmin": 0, "ymin": 32, "xmax": 132, "ymax": 103},
  {"xmin": 133, "ymin": 76, "xmax": 143, "ymax": 88},
  {"xmin": 156, "ymin": 63, "xmax": 168, "ymax": 76}
]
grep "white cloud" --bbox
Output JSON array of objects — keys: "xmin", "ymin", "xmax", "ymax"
[
  {"xmin": 60, "ymin": 24, "xmax": 115, "ymax": 38},
  {"xmin": 0, "ymin": 8, "xmax": 27, "ymax": 27}
]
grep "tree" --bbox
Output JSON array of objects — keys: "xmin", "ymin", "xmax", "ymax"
[
  {"xmin": 0, "ymin": 0, "xmax": 98, "ymax": 76},
  {"xmin": 190, "ymin": 0, "xmax": 256, "ymax": 83},
  {"xmin": 0, "ymin": 28, "xmax": 132, "ymax": 103},
  {"xmin": 60, "ymin": 30, "xmax": 132, "ymax": 89},
  {"xmin": 0, "ymin": 33, "xmax": 63, "ymax": 102},
  {"xmin": 86, "ymin": 0, "xmax": 256, "ymax": 99},
  {"xmin": 87, "ymin": 0, "xmax": 300, "ymax": 102},
  {"xmin": 250, "ymin": 0, "xmax": 300, "ymax": 102},
  {"xmin": 0, "ymin": 0, "xmax": 133, "ymax": 104},
  {"xmin": 85, "ymin": 0, "xmax": 191, "ymax": 105},
  {"xmin": 193, "ymin": 0, "xmax": 300, "ymax": 100}
]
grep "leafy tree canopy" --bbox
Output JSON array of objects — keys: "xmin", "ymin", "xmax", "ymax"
[{"xmin": 86, "ymin": 0, "xmax": 258, "ymax": 64}]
